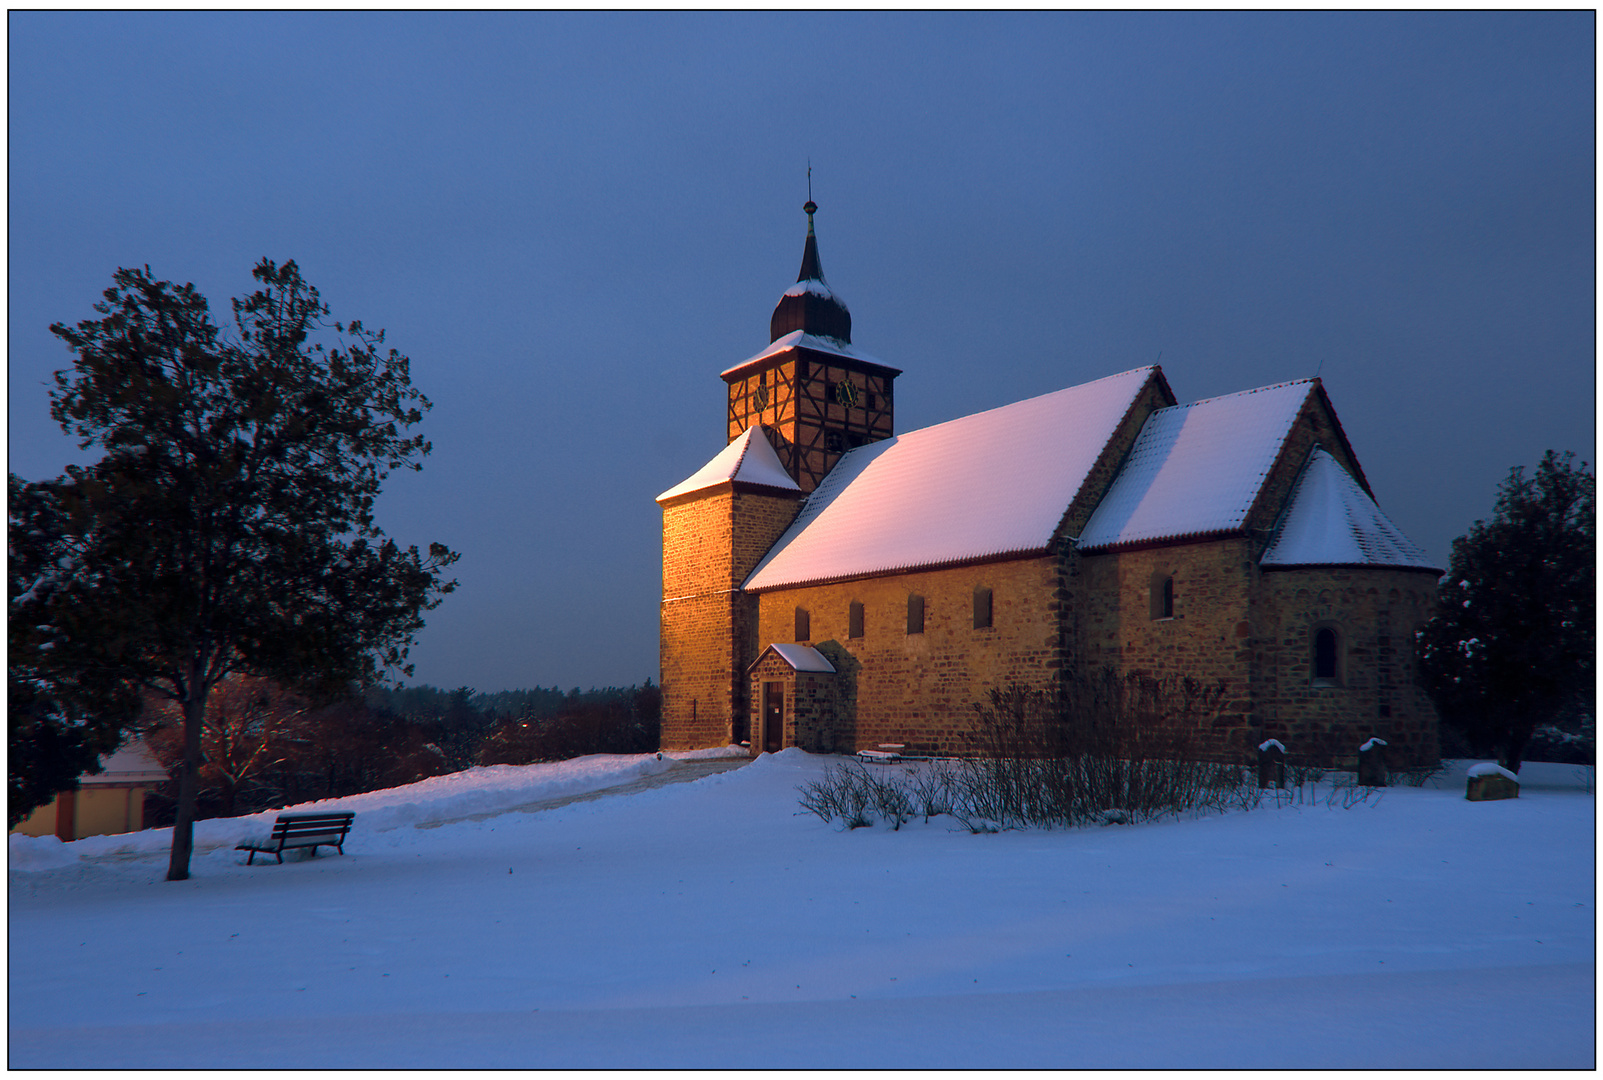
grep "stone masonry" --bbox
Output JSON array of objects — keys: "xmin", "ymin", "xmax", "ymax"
[{"xmin": 659, "ymin": 481, "xmax": 801, "ymax": 750}]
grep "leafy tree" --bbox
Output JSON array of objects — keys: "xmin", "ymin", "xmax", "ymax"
[
  {"xmin": 1417, "ymin": 451, "xmax": 1594, "ymax": 771},
  {"xmin": 12, "ymin": 259, "xmax": 457, "ymax": 878}
]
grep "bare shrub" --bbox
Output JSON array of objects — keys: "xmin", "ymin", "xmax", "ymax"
[
  {"xmin": 795, "ymin": 669, "xmax": 1269, "ymax": 831},
  {"xmin": 1394, "ymin": 763, "xmax": 1446, "ymax": 787},
  {"xmin": 957, "ymin": 671, "xmax": 1239, "ymax": 828},
  {"xmin": 1323, "ymin": 772, "xmax": 1384, "ymax": 809},
  {"xmin": 797, "ymin": 762, "xmax": 879, "ymax": 828},
  {"xmin": 908, "ymin": 761, "xmax": 957, "ymax": 821}
]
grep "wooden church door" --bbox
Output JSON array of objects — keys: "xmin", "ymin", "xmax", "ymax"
[{"xmin": 762, "ymin": 682, "xmax": 785, "ymax": 753}]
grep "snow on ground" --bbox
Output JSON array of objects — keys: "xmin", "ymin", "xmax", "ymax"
[{"xmin": 8, "ymin": 752, "xmax": 1594, "ymax": 1068}]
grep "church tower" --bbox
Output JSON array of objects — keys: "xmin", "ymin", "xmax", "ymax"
[
  {"xmin": 720, "ymin": 200, "xmax": 901, "ymax": 492},
  {"xmin": 658, "ymin": 198, "xmax": 895, "ymax": 749}
]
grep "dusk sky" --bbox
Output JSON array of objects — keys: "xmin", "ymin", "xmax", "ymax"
[{"xmin": 9, "ymin": 12, "xmax": 1594, "ymax": 693}]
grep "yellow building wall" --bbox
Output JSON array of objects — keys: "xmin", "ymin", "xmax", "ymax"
[{"xmin": 9, "ymin": 785, "xmax": 148, "ymax": 840}]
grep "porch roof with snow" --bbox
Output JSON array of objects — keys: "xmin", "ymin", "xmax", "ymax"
[
  {"xmin": 1076, "ymin": 379, "xmax": 1320, "ymax": 552},
  {"xmin": 742, "ymin": 367, "xmax": 1162, "ymax": 591},
  {"xmin": 656, "ymin": 425, "xmax": 801, "ymax": 504},
  {"xmin": 750, "ymin": 643, "xmax": 837, "ymax": 674},
  {"xmin": 1260, "ymin": 448, "xmax": 1439, "ymax": 571}
]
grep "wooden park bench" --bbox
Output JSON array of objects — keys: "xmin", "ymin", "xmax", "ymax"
[
  {"xmin": 857, "ymin": 744, "xmax": 905, "ymax": 764},
  {"xmin": 236, "ymin": 812, "xmax": 355, "ymax": 865}
]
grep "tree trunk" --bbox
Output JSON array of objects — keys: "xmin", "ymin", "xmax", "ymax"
[
  {"xmin": 166, "ymin": 691, "xmax": 208, "ymax": 881},
  {"xmin": 1502, "ymin": 714, "xmax": 1539, "ymax": 774}
]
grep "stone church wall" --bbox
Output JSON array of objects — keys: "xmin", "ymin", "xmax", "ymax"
[
  {"xmin": 1256, "ymin": 566, "xmax": 1441, "ymax": 768},
  {"xmin": 752, "ymin": 554, "xmax": 1065, "ymax": 755},
  {"xmin": 660, "ymin": 486, "xmax": 801, "ymax": 750},
  {"xmin": 1074, "ymin": 539, "xmax": 1441, "ymax": 766},
  {"xmin": 1073, "ymin": 538, "xmax": 1264, "ymax": 759}
]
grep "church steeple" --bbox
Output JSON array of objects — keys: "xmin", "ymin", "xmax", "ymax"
[{"xmin": 769, "ymin": 199, "xmax": 853, "ymax": 344}]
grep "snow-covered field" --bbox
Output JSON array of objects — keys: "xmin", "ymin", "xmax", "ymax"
[{"xmin": 9, "ymin": 750, "xmax": 1594, "ymax": 1068}]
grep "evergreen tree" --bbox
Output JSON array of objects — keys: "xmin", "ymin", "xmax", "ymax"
[
  {"xmin": 1417, "ymin": 451, "xmax": 1594, "ymax": 771},
  {"xmin": 8, "ymin": 474, "xmax": 142, "ymax": 826},
  {"xmin": 11, "ymin": 259, "xmax": 457, "ymax": 878}
]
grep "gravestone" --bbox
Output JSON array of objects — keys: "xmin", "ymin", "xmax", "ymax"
[
  {"xmin": 1258, "ymin": 739, "xmax": 1286, "ymax": 789},
  {"xmin": 1466, "ymin": 763, "xmax": 1520, "ymax": 801},
  {"xmin": 1357, "ymin": 738, "xmax": 1388, "ymax": 787}
]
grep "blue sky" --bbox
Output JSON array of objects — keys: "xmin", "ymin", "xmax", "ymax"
[{"xmin": 9, "ymin": 12, "xmax": 1594, "ymax": 692}]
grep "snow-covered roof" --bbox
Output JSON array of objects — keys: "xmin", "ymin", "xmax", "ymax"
[
  {"xmin": 657, "ymin": 426, "xmax": 801, "ymax": 504},
  {"xmin": 743, "ymin": 368, "xmax": 1160, "ymax": 591},
  {"xmin": 1260, "ymin": 449, "xmax": 1438, "ymax": 571},
  {"xmin": 83, "ymin": 739, "xmax": 169, "ymax": 786},
  {"xmin": 754, "ymin": 643, "xmax": 837, "ymax": 673},
  {"xmin": 721, "ymin": 330, "xmax": 895, "ymax": 378},
  {"xmin": 783, "ymin": 277, "xmax": 846, "ymax": 305},
  {"xmin": 1077, "ymin": 380, "xmax": 1315, "ymax": 551}
]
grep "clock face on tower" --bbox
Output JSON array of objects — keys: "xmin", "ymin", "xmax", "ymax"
[{"xmin": 835, "ymin": 379, "xmax": 859, "ymax": 407}]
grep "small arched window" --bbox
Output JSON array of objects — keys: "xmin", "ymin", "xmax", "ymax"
[
  {"xmin": 794, "ymin": 607, "xmax": 810, "ymax": 642},
  {"xmin": 1150, "ymin": 573, "xmax": 1175, "ymax": 620},
  {"xmin": 1313, "ymin": 626, "xmax": 1341, "ymax": 684}
]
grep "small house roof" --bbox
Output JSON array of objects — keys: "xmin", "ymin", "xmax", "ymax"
[
  {"xmin": 1260, "ymin": 448, "xmax": 1439, "ymax": 570},
  {"xmin": 752, "ymin": 643, "xmax": 837, "ymax": 673},
  {"xmin": 1077, "ymin": 380, "xmax": 1316, "ymax": 551},
  {"xmin": 744, "ymin": 367, "xmax": 1160, "ymax": 591},
  {"xmin": 657, "ymin": 426, "xmax": 801, "ymax": 504},
  {"xmin": 83, "ymin": 739, "xmax": 169, "ymax": 786}
]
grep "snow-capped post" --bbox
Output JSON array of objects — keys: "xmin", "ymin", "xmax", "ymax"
[
  {"xmin": 1465, "ymin": 762, "xmax": 1521, "ymax": 802},
  {"xmin": 1258, "ymin": 738, "xmax": 1286, "ymax": 789},
  {"xmin": 1357, "ymin": 738, "xmax": 1388, "ymax": 787}
]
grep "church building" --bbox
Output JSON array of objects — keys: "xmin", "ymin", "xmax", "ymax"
[{"xmin": 658, "ymin": 201, "xmax": 1443, "ymax": 767}]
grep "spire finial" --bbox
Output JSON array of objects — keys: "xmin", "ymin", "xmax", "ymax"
[{"xmin": 804, "ymin": 162, "xmax": 816, "ymax": 233}]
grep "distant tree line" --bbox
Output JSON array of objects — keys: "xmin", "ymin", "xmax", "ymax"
[{"xmin": 139, "ymin": 678, "xmax": 661, "ymax": 827}]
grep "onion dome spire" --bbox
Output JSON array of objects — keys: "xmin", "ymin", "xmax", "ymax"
[{"xmin": 769, "ymin": 197, "xmax": 852, "ymax": 344}]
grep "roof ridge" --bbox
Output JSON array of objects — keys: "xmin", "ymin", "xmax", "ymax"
[
  {"xmin": 1162, "ymin": 377, "xmax": 1318, "ymax": 413},
  {"xmin": 729, "ymin": 425, "xmax": 756, "ymax": 475},
  {"xmin": 888, "ymin": 366, "xmax": 1159, "ymax": 443}
]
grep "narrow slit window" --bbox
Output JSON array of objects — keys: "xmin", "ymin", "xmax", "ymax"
[
  {"xmin": 973, "ymin": 586, "xmax": 993, "ymax": 629},
  {"xmin": 1151, "ymin": 573, "xmax": 1174, "ymax": 620},
  {"xmin": 907, "ymin": 594, "xmax": 925, "ymax": 635},
  {"xmin": 795, "ymin": 607, "xmax": 810, "ymax": 642},
  {"xmin": 848, "ymin": 600, "xmax": 864, "ymax": 639}
]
